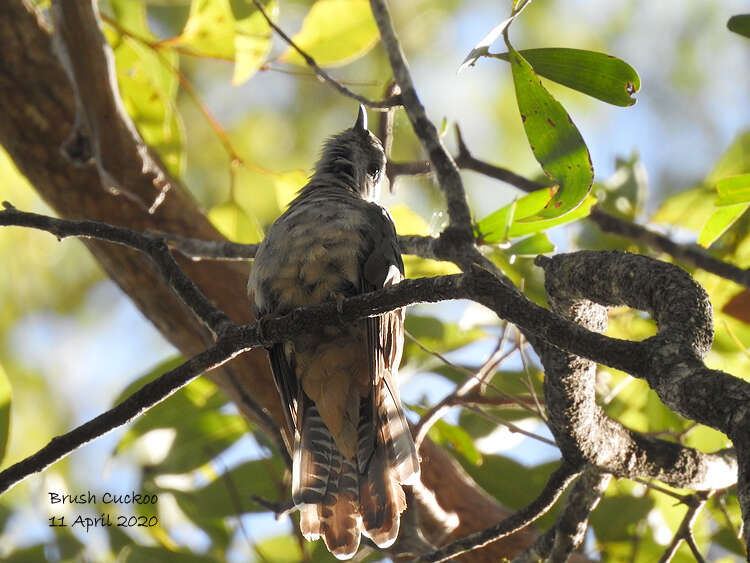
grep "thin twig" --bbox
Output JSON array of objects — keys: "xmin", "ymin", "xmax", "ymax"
[
  {"xmin": 369, "ymin": 0, "xmax": 474, "ymax": 240},
  {"xmin": 414, "ymin": 328, "xmax": 511, "ymax": 449},
  {"xmin": 404, "ymin": 330, "xmax": 537, "ymax": 417},
  {"xmin": 463, "ymin": 405, "xmax": 555, "ymax": 447},
  {"xmin": 657, "ymin": 490, "xmax": 714, "ymax": 563},
  {"xmin": 252, "ymin": 0, "xmax": 400, "ymax": 109},
  {"xmin": 0, "ymin": 203, "xmax": 233, "ymax": 336},
  {"xmin": 163, "ymin": 232, "xmax": 259, "ymax": 261}
]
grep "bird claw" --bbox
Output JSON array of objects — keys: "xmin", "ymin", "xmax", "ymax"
[{"xmin": 256, "ymin": 314, "xmax": 273, "ymax": 347}]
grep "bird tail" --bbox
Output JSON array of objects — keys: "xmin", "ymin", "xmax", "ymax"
[
  {"xmin": 294, "ymin": 399, "xmax": 362, "ymax": 559},
  {"xmin": 293, "ymin": 387, "xmax": 420, "ymax": 559}
]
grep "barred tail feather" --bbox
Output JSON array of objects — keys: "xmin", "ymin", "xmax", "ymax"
[
  {"xmin": 320, "ymin": 454, "xmax": 362, "ymax": 559},
  {"xmin": 359, "ymin": 451, "xmax": 406, "ymax": 548},
  {"xmin": 377, "ymin": 377, "xmax": 420, "ymax": 485},
  {"xmin": 292, "ymin": 399, "xmax": 334, "ymax": 505},
  {"xmin": 295, "ymin": 400, "xmax": 362, "ymax": 559}
]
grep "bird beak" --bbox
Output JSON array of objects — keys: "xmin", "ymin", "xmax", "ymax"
[{"xmin": 354, "ymin": 104, "xmax": 368, "ymax": 131}]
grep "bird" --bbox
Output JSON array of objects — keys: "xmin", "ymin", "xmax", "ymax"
[{"xmin": 247, "ymin": 106, "xmax": 420, "ymax": 559}]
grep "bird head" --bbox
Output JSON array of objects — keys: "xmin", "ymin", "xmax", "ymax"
[{"xmin": 310, "ymin": 105, "xmax": 387, "ymax": 202}]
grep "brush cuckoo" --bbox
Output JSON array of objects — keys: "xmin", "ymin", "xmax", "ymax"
[{"xmin": 248, "ymin": 106, "xmax": 420, "ymax": 559}]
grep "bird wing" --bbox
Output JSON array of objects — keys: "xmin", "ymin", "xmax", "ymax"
[{"xmin": 357, "ymin": 205, "xmax": 420, "ymax": 547}]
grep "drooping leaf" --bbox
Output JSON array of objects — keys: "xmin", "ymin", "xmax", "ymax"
[
  {"xmin": 493, "ymin": 48, "xmax": 640, "ymax": 106},
  {"xmin": 509, "ymin": 45, "xmax": 594, "ymax": 219},
  {"xmin": 177, "ymin": 0, "xmax": 237, "ymax": 59},
  {"xmin": 233, "ymin": 1, "xmax": 276, "ymax": 84},
  {"xmin": 715, "ymin": 174, "xmax": 750, "ymax": 206},
  {"xmin": 280, "ymin": 0, "xmax": 379, "ymax": 67},
  {"xmin": 728, "ymin": 14, "xmax": 750, "ymax": 39}
]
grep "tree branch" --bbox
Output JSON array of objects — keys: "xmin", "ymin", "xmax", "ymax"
[
  {"xmin": 0, "ymin": 203, "xmax": 233, "ymax": 337},
  {"xmin": 528, "ymin": 251, "xmax": 737, "ymax": 491},
  {"xmin": 512, "ymin": 467, "xmax": 612, "ymax": 563},
  {"xmin": 369, "ymin": 0, "xmax": 474, "ymax": 242},
  {"xmin": 657, "ymin": 491, "xmax": 714, "ymax": 563},
  {"xmin": 417, "ymin": 462, "xmax": 582, "ymax": 562},
  {"xmin": 51, "ymin": 0, "xmax": 169, "ymax": 212}
]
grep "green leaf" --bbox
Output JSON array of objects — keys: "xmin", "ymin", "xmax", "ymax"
[
  {"xmin": 509, "ymin": 46, "xmax": 594, "ymax": 219},
  {"xmin": 590, "ymin": 483, "xmax": 654, "ymax": 542},
  {"xmin": 505, "ymin": 232, "xmax": 555, "ymax": 256},
  {"xmin": 708, "ymin": 130, "xmax": 750, "ymax": 182},
  {"xmin": 728, "ymin": 14, "xmax": 750, "ymax": 39},
  {"xmin": 280, "ymin": 0, "xmax": 380, "ymax": 67},
  {"xmin": 233, "ymin": 2, "xmax": 276, "ymax": 85},
  {"xmin": 651, "ymin": 186, "xmax": 715, "ymax": 231},
  {"xmin": 428, "ymin": 419, "xmax": 483, "ymax": 465},
  {"xmin": 0, "ymin": 364, "xmax": 10, "ymax": 464},
  {"xmin": 174, "ymin": 0, "xmax": 273, "ymax": 83},
  {"xmin": 697, "ymin": 203, "xmax": 750, "ymax": 248},
  {"xmin": 178, "ymin": 0, "xmax": 237, "ymax": 59},
  {"xmin": 458, "ymin": 455, "xmax": 562, "ymax": 528},
  {"xmin": 254, "ymin": 535, "xmax": 305, "ymax": 562},
  {"xmin": 494, "ymin": 48, "xmax": 640, "ymax": 106},
  {"xmin": 477, "ymin": 189, "xmax": 596, "ymax": 242},
  {"xmin": 169, "ymin": 457, "xmax": 287, "ymax": 521},
  {"xmin": 114, "ymin": 358, "xmax": 247, "ymax": 473},
  {"xmin": 108, "ymin": 0, "xmax": 184, "ymax": 176},
  {"xmin": 208, "ymin": 201, "xmax": 264, "ymax": 244},
  {"xmin": 715, "ymin": 174, "xmax": 750, "ymax": 206}
]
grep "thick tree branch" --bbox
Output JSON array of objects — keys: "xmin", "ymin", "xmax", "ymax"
[
  {"xmin": 536, "ymin": 251, "xmax": 750, "ymax": 543},
  {"xmin": 527, "ymin": 253, "xmax": 737, "ymax": 491},
  {"xmin": 51, "ymin": 0, "xmax": 168, "ymax": 212},
  {"xmin": 588, "ymin": 207, "xmax": 750, "ymax": 289}
]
